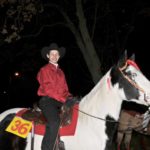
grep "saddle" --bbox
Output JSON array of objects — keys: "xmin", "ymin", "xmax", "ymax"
[
  {"xmin": 21, "ymin": 103, "xmax": 73, "ymax": 127},
  {"xmin": 21, "ymin": 109, "xmax": 45, "ymax": 124},
  {"xmin": 21, "ymin": 104, "xmax": 76, "ymax": 150}
]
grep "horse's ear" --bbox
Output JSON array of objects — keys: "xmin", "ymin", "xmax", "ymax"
[
  {"xmin": 117, "ymin": 50, "xmax": 127, "ymax": 68},
  {"xmin": 129, "ymin": 53, "xmax": 135, "ymax": 61}
]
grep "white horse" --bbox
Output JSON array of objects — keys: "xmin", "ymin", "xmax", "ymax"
[{"xmin": 1, "ymin": 51, "xmax": 150, "ymax": 150}]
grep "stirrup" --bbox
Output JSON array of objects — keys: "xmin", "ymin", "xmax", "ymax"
[
  {"xmin": 55, "ymin": 139, "xmax": 65, "ymax": 150},
  {"xmin": 58, "ymin": 140, "xmax": 65, "ymax": 150}
]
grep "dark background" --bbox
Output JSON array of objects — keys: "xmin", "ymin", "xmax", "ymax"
[{"xmin": 0, "ymin": 0, "xmax": 150, "ymax": 113}]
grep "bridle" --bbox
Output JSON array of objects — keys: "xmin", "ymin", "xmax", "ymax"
[{"xmin": 119, "ymin": 59, "xmax": 146, "ymax": 101}]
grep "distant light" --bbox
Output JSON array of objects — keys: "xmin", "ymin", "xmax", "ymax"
[
  {"xmin": 3, "ymin": 91, "xmax": 7, "ymax": 94},
  {"xmin": 14, "ymin": 72, "xmax": 19, "ymax": 77}
]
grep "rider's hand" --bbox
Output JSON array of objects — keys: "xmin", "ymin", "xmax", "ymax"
[{"xmin": 64, "ymin": 96, "xmax": 79, "ymax": 108}]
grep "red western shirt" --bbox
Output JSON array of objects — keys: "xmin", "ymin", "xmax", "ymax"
[{"xmin": 37, "ymin": 63, "xmax": 71, "ymax": 103}]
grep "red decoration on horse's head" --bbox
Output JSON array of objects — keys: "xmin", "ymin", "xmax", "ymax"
[{"xmin": 127, "ymin": 59, "xmax": 140, "ymax": 70}]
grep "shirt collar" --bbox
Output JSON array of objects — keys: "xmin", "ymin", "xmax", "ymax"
[{"xmin": 49, "ymin": 61, "xmax": 59, "ymax": 68}]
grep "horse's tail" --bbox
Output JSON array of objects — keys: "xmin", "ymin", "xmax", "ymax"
[{"xmin": 0, "ymin": 113, "xmax": 27, "ymax": 150}]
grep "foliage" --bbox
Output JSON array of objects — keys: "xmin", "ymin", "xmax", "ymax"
[
  {"xmin": 0, "ymin": 0, "xmax": 43, "ymax": 43},
  {"xmin": 0, "ymin": 0, "xmax": 150, "ymax": 83}
]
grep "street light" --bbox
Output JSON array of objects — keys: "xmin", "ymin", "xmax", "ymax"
[
  {"xmin": 14, "ymin": 71, "xmax": 21, "ymax": 77},
  {"xmin": 7, "ymin": 71, "xmax": 21, "ymax": 108}
]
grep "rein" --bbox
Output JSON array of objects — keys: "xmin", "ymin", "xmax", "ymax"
[
  {"xmin": 119, "ymin": 61, "xmax": 145, "ymax": 94},
  {"xmin": 74, "ymin": 107, "xmax": 147, "ymax": 129},
  {"xmin": 75, "ymin": 107, "xmax": 118, "ymax": 123}
]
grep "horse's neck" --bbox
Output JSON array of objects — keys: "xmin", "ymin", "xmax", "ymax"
[{"xmin": 80, "ymin": 70, "xmax": 123, "ymax": 120}]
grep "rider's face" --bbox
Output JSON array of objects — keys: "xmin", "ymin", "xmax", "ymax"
[{"xmin": 47, "ymin": 50, "xmax": 60, "ymax": 64}]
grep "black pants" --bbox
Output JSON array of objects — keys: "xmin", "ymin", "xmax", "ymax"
[{"xmin": 39, "ymin": 96, "xmax": 63, "ymax": 150}]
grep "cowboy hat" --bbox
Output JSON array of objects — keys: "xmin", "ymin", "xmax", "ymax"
[{"xmin": 41, "ymin": 43, "xmax": 66, "ymax": 60}]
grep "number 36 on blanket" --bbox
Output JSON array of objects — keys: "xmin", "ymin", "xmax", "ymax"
[{"xmin": 5, "ymin": 116, "xmax": 32, "ymax": 138}]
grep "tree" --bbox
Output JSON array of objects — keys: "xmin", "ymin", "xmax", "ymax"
[{"xmin": 0, "ymin": 0, "xmax": 150, "ymax": 84}]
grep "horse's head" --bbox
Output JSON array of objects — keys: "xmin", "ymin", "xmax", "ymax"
[{"xmin": 110, "ymin": 51, "xmax": 150, "ymax": 106}]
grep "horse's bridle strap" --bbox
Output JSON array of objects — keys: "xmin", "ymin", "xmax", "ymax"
[
  {"xmin": 119, "ymin": 64, "xmax": 145, "ymax": 94},
  {"xmin": 120, "ymin": 69, "xmax": 145, "ymax": 94}
]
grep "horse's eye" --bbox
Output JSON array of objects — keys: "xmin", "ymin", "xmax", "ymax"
[{"xmin": 131, "ymin": 73, "xmax": 137, "ymax": 80}]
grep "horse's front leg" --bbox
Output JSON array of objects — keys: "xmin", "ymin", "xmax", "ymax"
[
  {"xmin": 124, "ymin": 131, "xmax": 132, "ymax": 150},
  {"xmin": 117, "ymin": 131, "xmax": 124, "ymax": 150}
]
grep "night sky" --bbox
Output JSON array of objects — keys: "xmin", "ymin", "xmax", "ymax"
[{"xmin": 0, "ymin": 0, "xmax": 150, "ymax": 113}]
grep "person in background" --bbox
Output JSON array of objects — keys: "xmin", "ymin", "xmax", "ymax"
[{"xmin": 37, "ymin": 43, "xmax": 72, "ymax": 150}]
